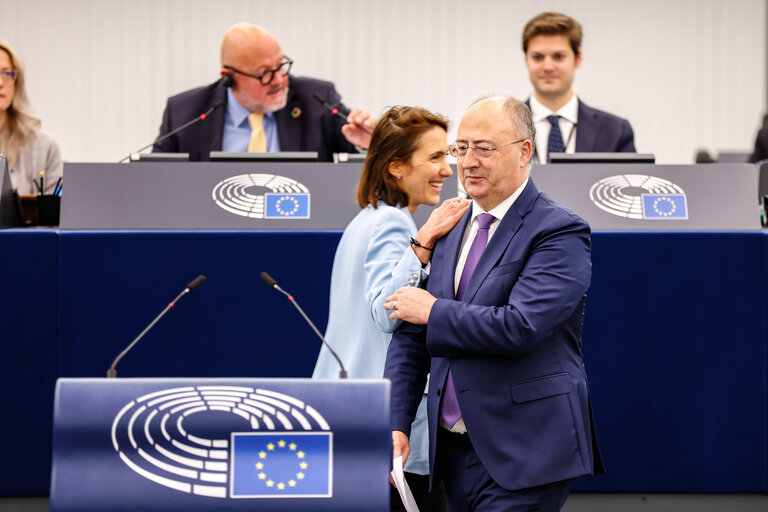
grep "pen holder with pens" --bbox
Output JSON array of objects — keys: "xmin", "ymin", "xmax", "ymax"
[
  {"xmin": 16, "ymin": 193, "xmax": 61, "ymax": 226},
  {"xmin": 36, "ymin": 194, "xmax": 61, "ymax": 226}
]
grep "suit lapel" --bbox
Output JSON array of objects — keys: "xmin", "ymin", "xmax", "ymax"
[
  {"xmin": 276, "ymin": 80, "xmax": 302, "ymax": 151},
  {"xmin": 438, "ymin": 209, "xmax": 472, "ymax": 300},
  {"xmin": 208, "ymin": 85, "xmax": 228, "ymax": 153},
  {"xmin": 575, "ymin": 100, "xmax": 598, "ymax": 152},
  {"xmin": 462, "ymin": 179, "xmax": 539, "ymax": 303},
  {"xmin": 524, "ymin": 98, "xmax": 541, "ymax": 162}
]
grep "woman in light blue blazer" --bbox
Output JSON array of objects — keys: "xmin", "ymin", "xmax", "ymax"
[{"xmin": 313, "ymin": 106, "xmax": 469, "ymax": 510}]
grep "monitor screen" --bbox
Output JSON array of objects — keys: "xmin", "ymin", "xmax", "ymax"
[
  {"xmin": 209, "ymin": 151, "xmax": 318, "ymax": 163},
  {"xmin": 130, "ymin": 152, "xmax": 190, "ymax": 162},
  {"xmin": 548, "ymin": 153, "xmax": 656, "ymax": 164},
  {"xmin": 0, "ymin": 155, "xmax": 20, "ymax": 228}
]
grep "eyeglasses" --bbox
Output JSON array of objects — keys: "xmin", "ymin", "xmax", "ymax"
[
  {"xmin": 448, "ymin": 139, "xmax": 528, "ymax": 159},
  {"xmin": 0, "ymin": 69, "xmax": 18, "ymax": 81},
  {"xmin": 223, "ymin": 57, "xmax": 293, "ymax": 86}
]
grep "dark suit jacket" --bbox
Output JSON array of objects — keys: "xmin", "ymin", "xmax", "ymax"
[
  {"xmin": 153, "ymin": 76, "xmax": 357, "ymax": 161},
  {"xmin": 749, "ymin": 114, "xmax": 768, "ymax": 163},
  {"xmin": 384, "ymin": 179, "xmax": 604, "ymax": 491},
  {"xmin": 527, "ymin": 98, "xmax": 636, "ymax": 160}
]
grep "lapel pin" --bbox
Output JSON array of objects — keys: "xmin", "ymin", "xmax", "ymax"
[{"xmin": 291, "ymin": 107, "xmax": 302, "ymax": 118}]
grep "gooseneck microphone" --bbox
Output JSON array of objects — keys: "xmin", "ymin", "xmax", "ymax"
[
  {"xmin": 312, "ymin": 93, "xmax": 372, "ymax": 135},
  {"xmin": 260, "ymin": 271, "xmax": 348, "ymax": 379},
  {"xmin": 107, "ymin": 275, "xmax": 207, "ymax": 378},
  {"xmin": 118, "ymin": 100, "xmax": 226, "ymax": 163}
]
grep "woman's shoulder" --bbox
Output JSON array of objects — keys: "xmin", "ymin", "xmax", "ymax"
[
  {"xmin": 369, "ymin": 203, "xmax": 414, "ymax": 225},
  {"xmin": 22, "ymin": 130, "xmax": 60, "ymax": 153}
]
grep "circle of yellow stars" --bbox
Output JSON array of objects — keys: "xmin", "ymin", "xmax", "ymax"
[
  {"xmin": 652, "ymin": 196, "xmax": 677, "ymax": 217},
  {"xmin": 275, "ymin": 196, "xmax": 300, "ymax": 216},
  {"xmin": 254, "ymin": 439, "xmax": 309, "ymax": 490}
]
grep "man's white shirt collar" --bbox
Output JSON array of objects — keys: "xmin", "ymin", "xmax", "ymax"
[{"xmin": 529, "ymin": 94, "xmax": 579, "ymax": 125}]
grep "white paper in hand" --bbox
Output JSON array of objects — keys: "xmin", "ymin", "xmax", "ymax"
[{"xmin": 390, "ymin": 455, "xmax": 420, "ymax": 512}]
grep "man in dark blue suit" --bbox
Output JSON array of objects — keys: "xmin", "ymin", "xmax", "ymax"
[
  {"xmin": 522, "ymin": 12, "xmax": 636, "ymax": 164},
  {"xmin": 383, "ymin": 97, "xmax": 603, "ymax": 511},
  {"xmin": 153, "ymin": 23, "xmax": 375, "ymax": 161}
]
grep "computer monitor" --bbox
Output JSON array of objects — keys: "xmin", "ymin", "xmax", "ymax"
[
  {"xmin": 0, "ymin": 155, "xmax": 20, "ymax": 228},
  {"xmin": 548, "ymin": 152, "xmax": 656, "ymax": 164},
  {"xmin": 130, "ymin": 152, "xmax": 190, "ymax": 162},
  {"xmin": 757, "ymin": 159, "xmax": 768, "ymax": 204},
  {"xmin": 333, "ymin": 152, "xmax": 367, "ymax": 163},
  {"xmin": 717, "ymin": 151, "xmax": 750, "ymax": 163},
  {"xmin": 209, "ymin": 151, "xmax": 318, "ymax": 163}
]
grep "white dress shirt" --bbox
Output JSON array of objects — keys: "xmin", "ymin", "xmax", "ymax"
[{"xmin": 530, "ymin": 94, "xmax": 579, "ymax": 164}]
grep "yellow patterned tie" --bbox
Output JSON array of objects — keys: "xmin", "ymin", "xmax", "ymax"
[{"xmin": 247, "ymin": 113, "xmax": 266, "ymax": 152}]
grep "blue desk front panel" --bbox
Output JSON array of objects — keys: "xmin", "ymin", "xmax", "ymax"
[
  {"xmin": 2, "ymin": 229, "xmax": 767, "ymax": 495},
  {"xmin": 575, "ymin": 232, "xmax": 768, "ymax": 492},
  {"xmin": 57, "ymin": 231, "xmax": 342, "ymax": 378},
  {"xmin": 0, "ymin": 229, "xmax": 58, "ymax": 494}
]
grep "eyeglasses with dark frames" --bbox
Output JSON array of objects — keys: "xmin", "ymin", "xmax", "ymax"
[
  {"xmin": 448, "ymin": 139, "xmax": 528, "ymax": 159},
  {"xmin": 0, "ymin": 69, "xmax": 18, "ymax": 81},
  {"xmin": 223, "ymin": 57, "xmax": 293, "ymax": 86}
]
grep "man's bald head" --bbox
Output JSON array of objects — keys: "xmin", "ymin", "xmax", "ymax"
[
  {"xmin": 219, "ymin": 23, "xmax": 289, "ymax": 114},
  {"xmin": 221, "ymin": 23, "xmax": 281, "ymax": 69}
]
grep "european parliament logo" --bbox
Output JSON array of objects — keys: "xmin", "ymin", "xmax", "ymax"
[
  {"xmin": 212, "ymin": 174, "xmax": 311, "ymax": 219},
  {"xmin": 231, "ymin": 432, "xmax": 332, "ymax": 498},
  {"xmin": 589, "ymin": 175, "xmax": 689, "ymax": 221},
  {"xmin": 111, "ymin": 386, "xmax": 333, "ymax": 499},
  {"xmin": 265, "ymin": 193, "xmax": 310, "ymax": 219},
  {"xmin": 641, "ymin": 194, "xmax": 688, "ymax": 219}
]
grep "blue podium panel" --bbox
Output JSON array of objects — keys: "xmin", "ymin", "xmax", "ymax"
[
  {"xmin": 51, "ymin": 378, "xmax": 390, "ymax": 511},
  {"xmin": 0, "ymin": 229, "xmax": 58, "ymax": 494},
  {"xmin": 575, "ymin": 232, "xmax": 768, "ymax": 493},
  {"xmin": 57, "ymin": 231, "xmax": 342, "ymax": 378}
]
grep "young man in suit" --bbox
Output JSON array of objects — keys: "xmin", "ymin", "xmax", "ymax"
[
  {"xmin": 522, "ymin": 12, "xmax": 636, "ymax": 164},
  {"xmin": 383, "ymin": 97, "xmax": 603, "ymax": 511},
  {"xmin": 153, "ymin": 23, "xmax": 375, "ymax": 161}
]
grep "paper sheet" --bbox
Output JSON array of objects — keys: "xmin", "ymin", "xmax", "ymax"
[{"xmin": 390, "ymin": 455, "xmax": 420, "ymax": 512}]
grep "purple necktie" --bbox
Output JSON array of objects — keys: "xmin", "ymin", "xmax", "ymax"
[{"xmin": 441, "ymin": 213, "xmax": 495, "ymax": 428}]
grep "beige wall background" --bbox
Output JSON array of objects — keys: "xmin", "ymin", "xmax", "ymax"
[{"xmin": 1, "ymin": 0, "xmax": 765, "ymax": 164}]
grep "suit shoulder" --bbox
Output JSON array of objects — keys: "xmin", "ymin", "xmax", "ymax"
[
  {"xmin": 166, "ymin": 81, "xmax": 223, "ymax": 108},
  {"xmin": 533, "ymin": 192, "xmax": 591, "ymax": 232},
  {"xmin": 579, "ymin": 99, "xmax": 631, "ymax": 127}
]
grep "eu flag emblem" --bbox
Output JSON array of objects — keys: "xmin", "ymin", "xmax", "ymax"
[
  {"xmin": 641, "ymin": 194, "xmax": 688, "ymax": 219},
  {"xmin": 264, "ymin": 193, "xmax": 310, "ymax": 219},
  {"xmin": 231, "ymin": 432, "xmax": 332, "ymax": 498}
]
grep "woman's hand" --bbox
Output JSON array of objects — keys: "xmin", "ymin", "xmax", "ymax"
[{"xmin": 411, "ymin": 197, "xmax": 470, "ymax": 262}]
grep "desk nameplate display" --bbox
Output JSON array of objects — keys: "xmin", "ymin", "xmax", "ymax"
[
  {"xmin": 60, "ymin": 162, "xmax": 457, "ymax": 230},
  {"xmin": 51, "ymin": 378, "xmax": 390, "ymax": 511},
  {"xmin": 533, "ymin": 163, "xmax": 759, "ymax": 231}
]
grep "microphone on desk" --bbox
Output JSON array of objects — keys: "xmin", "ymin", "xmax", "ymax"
[
  {"xmin": 118, "ymin": 100, "xmax": 226, "ymax": 163},
  {"xmin": 312, "ymin": 93, "xmax": 372, "ymax": 135},
  {"xmin": 260, "ymin": 271, "xmax": 348, "ymax": 379},
  {"xmin": 107, "ymin": 275, "xmax": 207, "ymax": 378}
]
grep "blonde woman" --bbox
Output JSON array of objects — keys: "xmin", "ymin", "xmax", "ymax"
[{"xmin": 0, "ymin": 40, "xmax": 62, "ymax": 194}]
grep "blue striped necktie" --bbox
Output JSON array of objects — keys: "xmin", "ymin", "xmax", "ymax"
[{"xmin": 547, "ymin": 114, "xmax": 565, "ymax": 162}]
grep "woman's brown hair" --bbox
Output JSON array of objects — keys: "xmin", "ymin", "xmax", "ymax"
[{"xmin": 356, "ymin": 106, "xmax": 448, "ymax": 208}]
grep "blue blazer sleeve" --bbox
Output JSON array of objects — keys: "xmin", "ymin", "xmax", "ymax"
[{"xmin": 364, "ymin": 206, "xmax": 426, "ymax": 334}]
